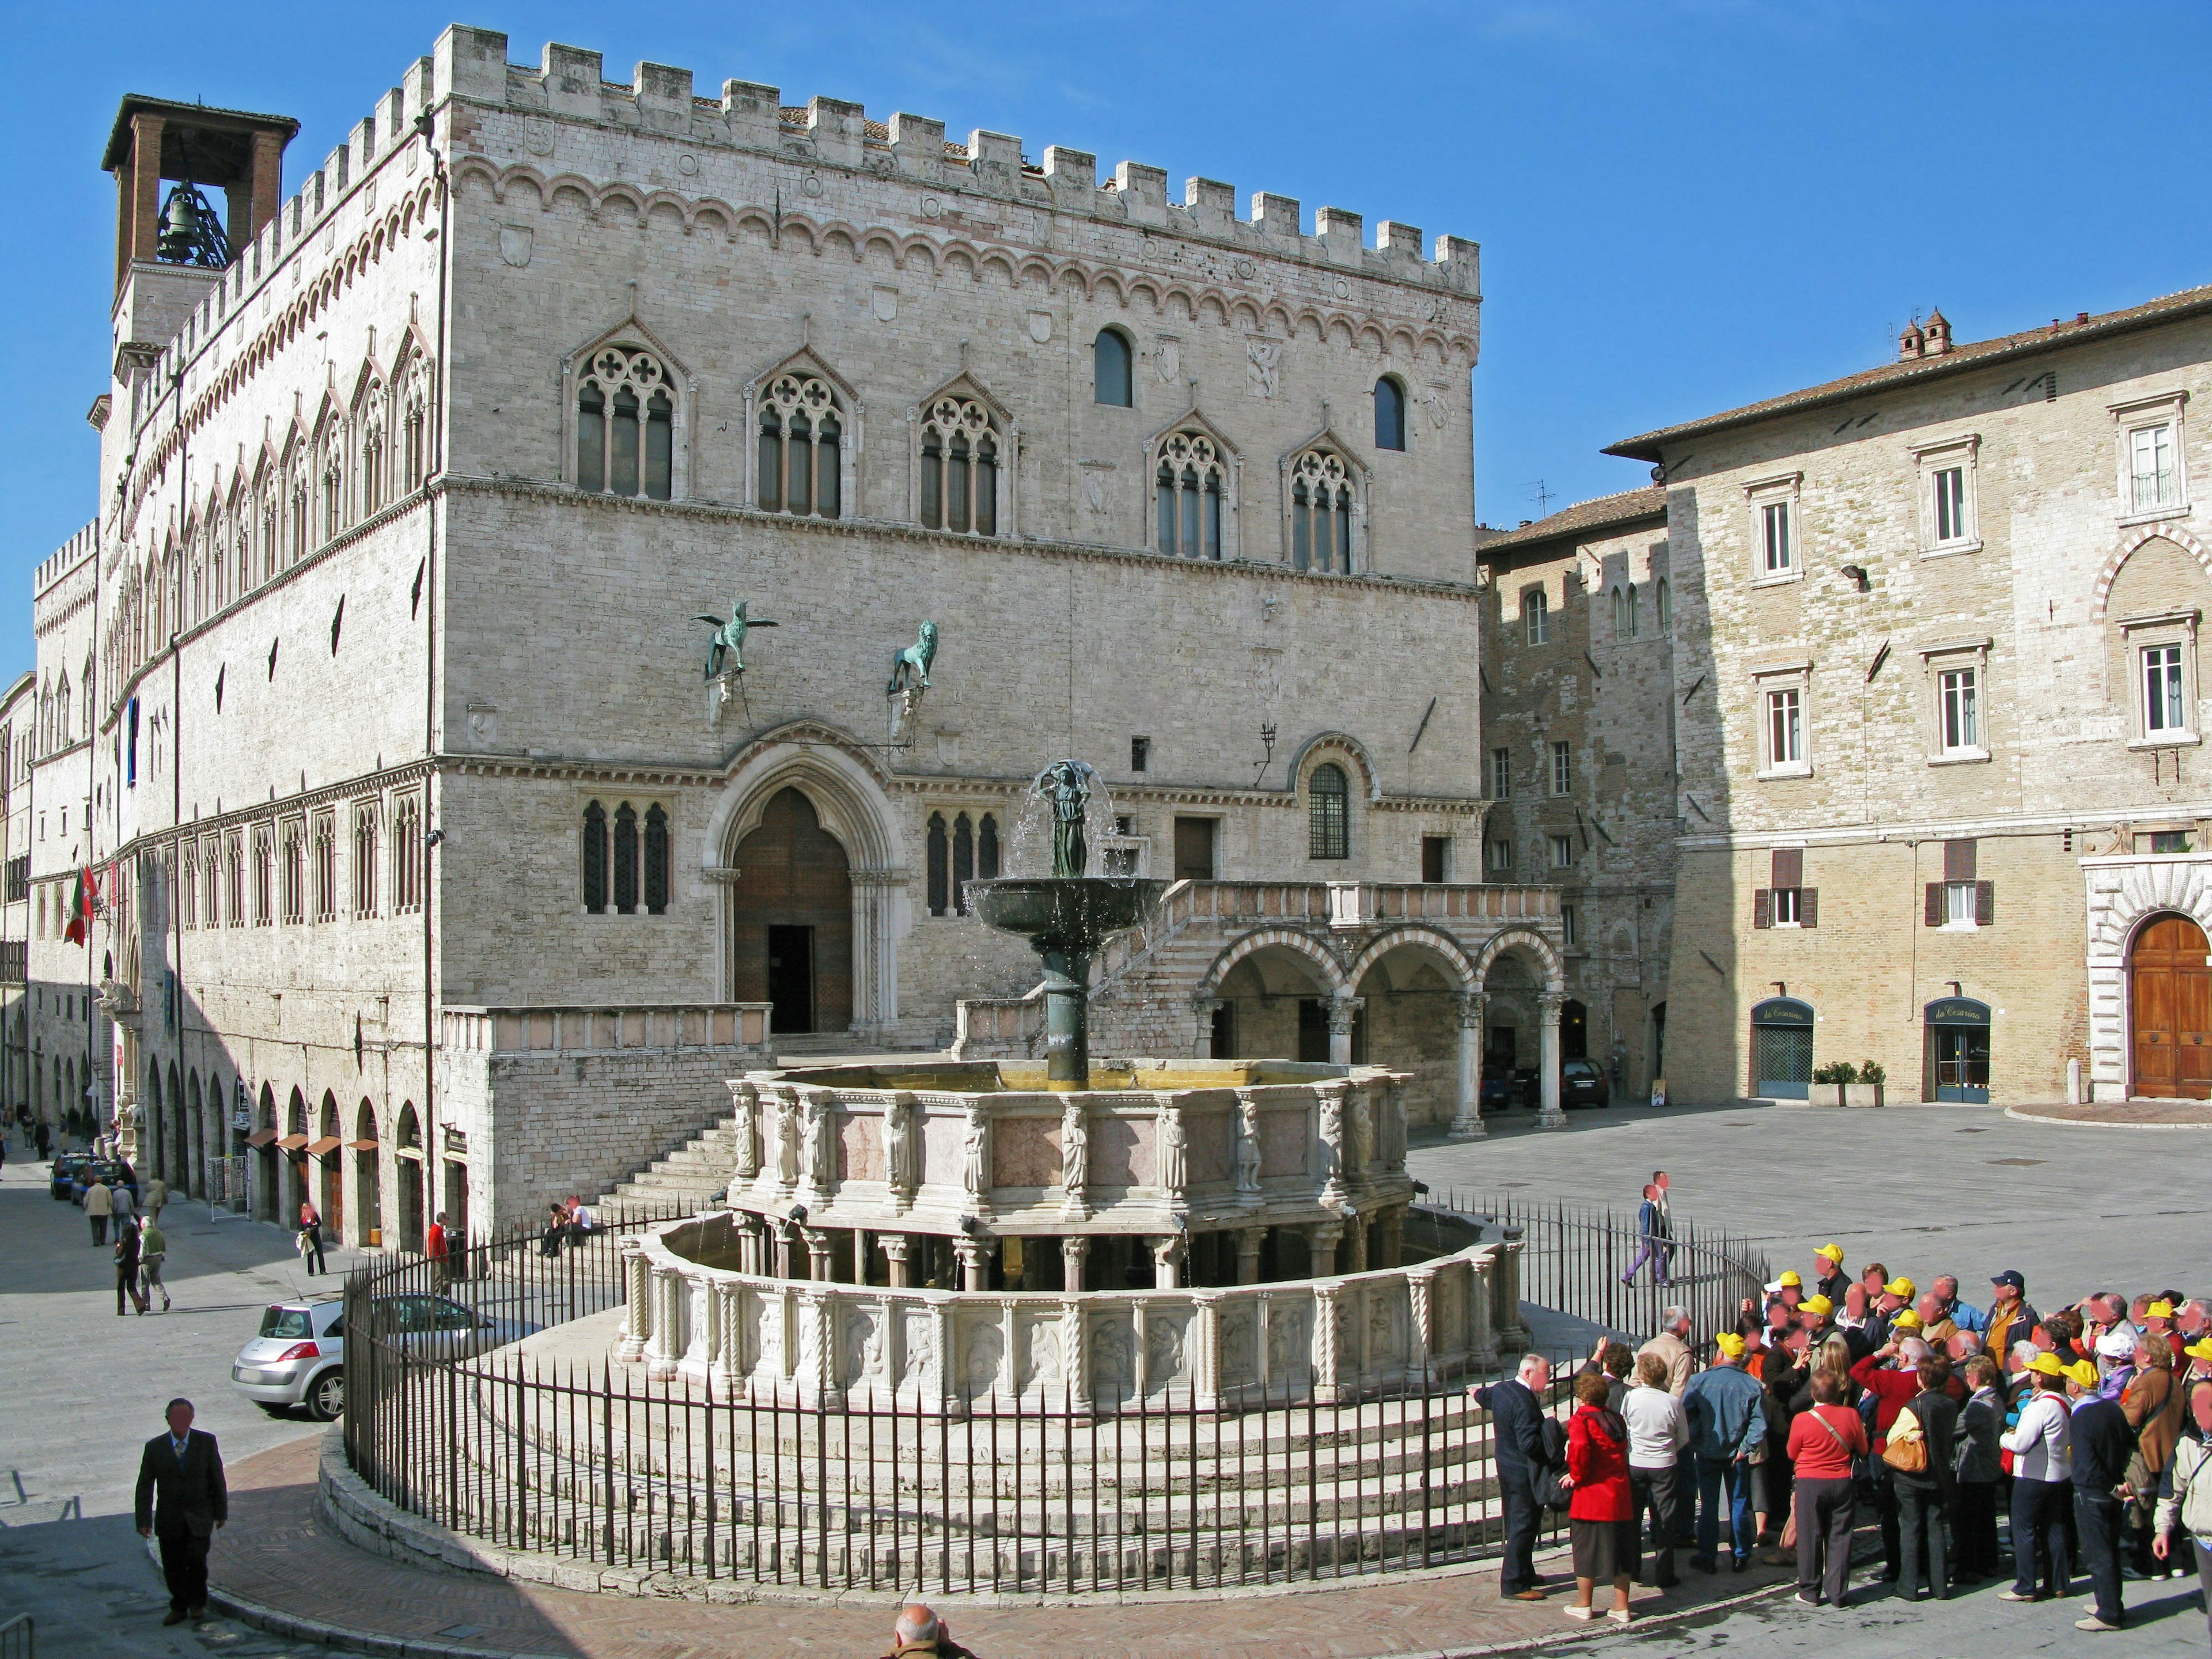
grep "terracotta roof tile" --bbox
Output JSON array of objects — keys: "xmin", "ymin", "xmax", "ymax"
[
  {"xmin": 1476, "ymin": 485, "xmax": 1667, "ymax": 553},
  {"xmin": 1604, "ymin": 282, "xmax": 2212, "ymax": 462}
]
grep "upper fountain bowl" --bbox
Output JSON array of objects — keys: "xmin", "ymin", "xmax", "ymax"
[{"xmin": 967, "ymin": 877, "xmax": 1169, "ymax": 952}]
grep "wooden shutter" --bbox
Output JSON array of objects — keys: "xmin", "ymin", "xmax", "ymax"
[
  {"xmin": 1753, "ymin": 888, "xmax": 1772, "ymax": 929},
  {"xmin": 1771, "ymin": 847, "xmax": 1804, "ymax": 889},
  {"xmin": 1944, "ymin": 838, "xmax": 1978, "ymax": 881},
  {"xmin": 1925, "ymin": 882, "xmax": 1943, "ymax": 926},
  {"xmin": 1800, "ymin": 888, "xmax": 1819, "ymax": 928},
  {"xmin": 1975, "ymin": 880, "xmax": 1994, "ymax": 926}
]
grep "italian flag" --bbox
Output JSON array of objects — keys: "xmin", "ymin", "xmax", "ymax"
[{"xmin": 62, "ymin": 865, "xmax": 96, "ymax": 946}]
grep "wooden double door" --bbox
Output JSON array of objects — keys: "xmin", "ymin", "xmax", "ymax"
[
  {"xmin": 2131, "ymin": 912, "xmax": 2212, "ymax": 1100},
  {"xmin": 730, "ymin": 787, "xmax": 853, "ymax": 1035}
]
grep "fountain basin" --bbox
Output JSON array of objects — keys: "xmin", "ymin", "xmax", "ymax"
[{"xmin": 965, "ymin": 876, "xmax": 1168, "ymax": 949}]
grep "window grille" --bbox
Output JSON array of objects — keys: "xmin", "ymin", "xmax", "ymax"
[{"xmin": 1308, "ymin": 763, "xmax": 1350, "ymax": 859}]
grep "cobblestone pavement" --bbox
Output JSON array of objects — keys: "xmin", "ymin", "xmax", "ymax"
[
  {"xmin": 0, "ymin": 1158, "xmax": 368, "ymax": 1657},
  {"xmin": 1408, "ymin": 1099, "xmax": 2212, "ymax": 1301},
  {"xmin": 7, "ymin": 1103, "xmax": 2212, "ymax": 1658}
]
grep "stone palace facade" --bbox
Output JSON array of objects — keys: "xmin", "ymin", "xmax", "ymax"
[{"xmin": 19, "ymin": 27, "xmax": 1575, "ymax": 1247}]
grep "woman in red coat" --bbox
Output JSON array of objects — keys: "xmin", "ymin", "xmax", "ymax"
[{"xmin": 1565, "ymin": 1369, "xmax": 1637, "ymax": 1623}]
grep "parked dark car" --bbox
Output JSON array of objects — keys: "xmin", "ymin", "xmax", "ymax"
[
  {"xmin": 1560, "ymin": 1058, "xmax": 1611, "ymax": 1109},
  {"xmin": 1480, "ymin": 1067, "xmax": 1541, "ymax": 1111},
  {"xmin": 48, "ymin": 1152, "xmax": 93, "ymax": 1200},
  {"xmin": 72, "ymin": 1158, "xmax": 142, "ymax": 1206}
]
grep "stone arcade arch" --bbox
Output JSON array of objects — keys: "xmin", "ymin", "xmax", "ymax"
[
  {"xmin": 1348, "ymin": 928, "xmax": 1478, "ymax": 1131},
  {"xmin": 185, "ymin": 1072, "xmax": 204, "ymax": 1199},
  {"xmin": 354, "ymin": 1099, "xmax": 382, "ymax": 1249},
  {"xmin": 708, "ymin": 732, "xmax": 904, "ymax": 1041},
  {"xmin": 1469, "ymin": 929, "xmax": 1569, "ymax": 1131},
  {"xmin": 1199, "ymin": 929, "xmax": 1353, "ymax": 1066},
  {"xmin": 253, "ymin": 1082, "xmax": 278, "ymax": 1222},
  {"xmin": 166, "ymin": 1060, "xmax": 183, "ymax": 1186},
  {"xmin": 393, "ymin": 1102, "xmax": 425, "ymax": 1252},
  {"xmin": 317, "ymin": 1092, "xmax": 344, "ymax": 1240}
]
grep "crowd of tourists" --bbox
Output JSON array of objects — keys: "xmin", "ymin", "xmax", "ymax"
[{"xmin": 1477, "ymin": 1245, "xmax": 2212, "ymax": 1641}]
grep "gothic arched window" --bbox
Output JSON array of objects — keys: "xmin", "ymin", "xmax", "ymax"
[
  {"xmin": 1374, "ymin": 376, "xmax": 1407, "ymax": 450},
  {"xmin": 575, "ymin": 347, "xmax": 673, "ymax": 500},
  {"xmin": 1094, "ymin": 328, "xmax": 1133, "ymax": 407},
  {"xmin": 1308, "ymin": 763, "xmax": 1350, "ymax": 859},
  {"xmin": 612, "ymin": 803, "xmax": 640, "ymax": 914},
  {"xmin": 1155, "ymin": 431, "xmax": 1225, "ymax": 559},
  {"xmin": 918, "ymin": 396, "xmax": 1000, "ymax": 536},
  {"xmin": 643, "ymin": 803, "xmax": 669, "ymax": 915},
  {"xmin": 582, "ymin": 801, "xmax": 609, "ymax": 914},
  {"xmin": 953, "ymin": 813, "xmax": 975, "ymax": 915},
  {"xmin": 1656, "ymin": 577, "xmax": 1672, "ymax": 632},
  {"xmin": 756, "ymin": 373, "xmax": 842, "ymax": 518},
  {"xmin": 1290, "ymin": 448, "xmax": 1355, "ymax": 573},
  {"xmin": 357, "ymin": 381, "xmax": 387, "ymax": 517},
  {"xmin": 926, "ymin": 813, "xmax": 949, "ymax": 916}
]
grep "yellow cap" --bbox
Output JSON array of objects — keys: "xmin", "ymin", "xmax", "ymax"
[
  {"xmin": 2149, "ymin": 1300, "xmax": 2177, "ymax": 1319},
  {"xmin": 1815, "ymin": 1244, "xmax": 1845, "ymax": 1263},
  {"xmin": 2067, "ymin": 1359, "xmax": 2101, "ymax": 1389},
  {"xmin": 1800, "ymin": 1294, "xmax": 1835, "ymax": 1317},
  {"xmin": 2026, "ymin": 1352, "xmax": 2065, "ymax": 1377},
  {"xmin": 2184, "ymin": 1338, "xmax": 2212, "ymax": 1364},
  {"xmin": 1891, "ymin": 1310, "xmax": 1923, "ymax": 1332},
  {"xmin": 1715, "ymin": 1332, "xmax": 1747, "ymax": 1358},
  {"xmin": 1778, "ymin": 1271, "xmax": 1803, "ymax": 1287},
  {"xmin": 1884, "ymin": 1277, "xmax": 1916, "ymax": 1299}
]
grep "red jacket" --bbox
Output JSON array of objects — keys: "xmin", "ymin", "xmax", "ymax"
[
  {"xmin": 1566, "ymin": 1403, "xmax": 1633, "ymax": 1521},
  {"xmin": 1849, "ymin": 1355, "xmax": 1964, "ymax": 1451}
]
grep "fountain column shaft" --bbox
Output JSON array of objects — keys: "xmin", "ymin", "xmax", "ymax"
[{"xmin": 1040, "ymin": 944, "xmax": 1095, "ymax": 1090}]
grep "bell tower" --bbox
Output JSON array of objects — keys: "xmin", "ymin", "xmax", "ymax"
[{"xmin": 102, "ymin": 95, "xmax": 298, "ymax": 300}]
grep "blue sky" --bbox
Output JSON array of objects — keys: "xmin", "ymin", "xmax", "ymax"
[{"xmin": 5, "ymin": 1, "xmax": 2210, "ymax": 684}]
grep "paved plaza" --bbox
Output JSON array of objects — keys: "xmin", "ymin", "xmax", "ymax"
[{"xmin": 2, "ymin": 1099, "xmax": 2209, "ymax": 1657}]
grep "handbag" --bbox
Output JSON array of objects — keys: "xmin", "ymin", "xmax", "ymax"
[{"xmin": 1882, "ymin": 1404, "xmax": 1928, "ymax": 1474}]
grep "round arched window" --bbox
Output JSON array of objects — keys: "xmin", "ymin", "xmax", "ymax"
[
  {"xmin": 1094, "ymin": 328, "xmax": 1133, "ymax": 407},
  {"xmin": 1374, "ymin": 376, "xmax": 1406, "ymax": 450}
]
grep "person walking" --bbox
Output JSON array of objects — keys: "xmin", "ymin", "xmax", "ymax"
[
  {"xmin": 297, "ymin": 1200, "xmax": 326, "ymax": 1277},
  {"xmin": 135, "ymin": 1399, "xmax": 227, "ymax": 1627},
  {"xmin": 2001, "ymin": 1351, "xmax": 2075, "ymax": 1603},
  {"xmin": 114, "ymin": 1217, "xmax": 148, "ymax": 1316},
  {"xmin": 1953, "ymin": 1354, "xmax": 2006, "ymax": 1584},
  {"xmin": 138, "ymin": 1215, "xmax": 173, "ymax": 1312},
  {"xmin": 2152, "ymin": 1378, "xmax": 2212, "ymax": 1650},
  {"xmin": 1891, "ymin": 1356, "xmax": 1960, "ymax": 1602},
  {"xmin": 1787, "ymin": 1368, "xmax": 1866, "ymax": 1606},
  {"xmin": 1472, "ymin": 1354, "xmax": 1554, "ymax": 1601},
  {"xmin": 2072, "ymin": 1356, "xmax": 2134, "ymax": 1631},
  {"xmin": 85, "ymin": 1173, "xmax": 112, "ymax": 1245},
  {"xmin": 1563, "ymin": 1370, "xmax": 1638, "ymax": 1624},
  {"xmin": 1684, "ymin": 1332, "xmax": 1766, "ymax": 1573},
  {"xmin": 143, "ymin": 1173, "xmax": 168, "ymax": 1224},
  {"xmin": 1625, "ymin": 1350, "xmax": 1688, "ymax": 1589},
  {"xmin": 1622, "ymin": 1182, "xmax": 1673, "ymax": 1287}
]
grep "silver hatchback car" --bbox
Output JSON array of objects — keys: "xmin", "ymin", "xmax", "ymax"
[{"xmin": 232, "ymin": 1296, "xmax": 347, "ymax": 1421}]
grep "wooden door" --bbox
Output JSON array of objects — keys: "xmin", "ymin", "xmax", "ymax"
[
  {"xmin": 730, "ymin": 789, "xmax": 853, "ymax": 1033},
  {"xmin": 2131, "ymin": 912, "xmax": 2212, "ymax": 1099}
]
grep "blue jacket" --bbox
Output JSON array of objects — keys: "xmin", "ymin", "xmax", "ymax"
[
  {"xmin": 1683, "ymin": 1361, "xmax": 1767, "ymax": 1460},
  {"xmin": 1637, "ymin": 1198, "xmax": 1668, "ymax": 1240},
  {"xmin": 1943, "ymin": 1298, "xmax": 1989, "ymax": 1335}
]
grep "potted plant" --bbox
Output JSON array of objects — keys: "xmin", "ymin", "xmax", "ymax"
[
  {"xmin": 1809, "ymin": 1060, "xmax": 1857, "ymax": 1107},
  {"xmin": 1844, "ymin": 1061, "xmax": 1885, "ymax": 1108}
]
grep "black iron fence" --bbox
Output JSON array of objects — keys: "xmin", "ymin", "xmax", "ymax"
[
  {"xmin": 1449, "ymin": 1190, "xmax": 1774, "ymax": 1354},
  {"xmin": 343, "ymin": 1196, "xmax": 1769, "ymax": 1596},
  {"xmin": 0, "ymin": 1612, "xmax": 33, "ymax": 1659}
]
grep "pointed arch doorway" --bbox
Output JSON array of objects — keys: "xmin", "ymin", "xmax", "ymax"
[
  {"xmin": 2131, "ymin": 912, "xmax": 2212, "ymax": 1099},
  {"xmin": 730, "ymin": 787, "xmax": 853, "ymax": 1035}
]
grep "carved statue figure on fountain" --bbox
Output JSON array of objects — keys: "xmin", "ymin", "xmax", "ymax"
[
  {"xmin": 1233, "ymin": 1092, "xmax": 1263, "ymax": 1200},
  {"xmin": 728, "ymin": 1081, "xmax": 760, "ymax": 1180},
  {"xmin": 1155, "ymin": 1101, "xmax": 1188, "ymax": 1200},
  {"xmin": 1316, "ymin": 1085, "xmax": 1347, "ymax": 1202},
  {"xmin": 882, "ymin": 1092, "xmax": 918, "ymax": 1202},
  {"xmin": 1059, "ymin": 1099, "xmax": 1089, "ymax": 1213},
  {"xmin": 1349, "ymin": 1089, "xmax": 1374, "ymax": 1183},
  {"xmin": 961, "ymin": 1105, "xmax": 992, "ymax": 1201},
  {"xmin": 1040, "ymin": 759, "xmax": 1092, "ymax": 878},
  {"xmin": 771, "ymin": 1091, "xmax": 799, "ymax": 1188},
  {"xmin": 797, "ymin": 1090, "xmax": 834, "ymax": 1191}
]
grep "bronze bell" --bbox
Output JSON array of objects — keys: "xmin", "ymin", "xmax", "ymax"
[{"xmin": 157, "ymin": 184, "xmax": 203, "ymax": 263}]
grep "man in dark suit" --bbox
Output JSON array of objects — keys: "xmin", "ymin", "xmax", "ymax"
[
  {"xmin": 134, "ymin": 1397, "xmax": 227, "ymax": 1625},
  {"xmin": 1472, "ymin": 1353, "xmax": 1554, "ymax": 1600}
]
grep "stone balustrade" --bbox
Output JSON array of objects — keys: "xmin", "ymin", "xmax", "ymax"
[
  {"xmin": 619, "ymin": 1214, "xmax": 1514, "ymax": 1409},
  {"xmin": 440, "ymin": 1002, "xmax": 773, "ymax": 1052},
  {"xmin": 722, "ymin": 1059, "xmax": 1412, "ymax": 1237}
]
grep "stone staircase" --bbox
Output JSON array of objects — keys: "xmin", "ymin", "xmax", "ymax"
[{"xmin": 593, "ymin": 1115, "xmax": 742, "ymax": 1221}]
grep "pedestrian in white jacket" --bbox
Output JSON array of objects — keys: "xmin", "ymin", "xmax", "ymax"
[{"xmin": 2153, "ymin": 1377, "xmax": 2212, "ymax": 1650}]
